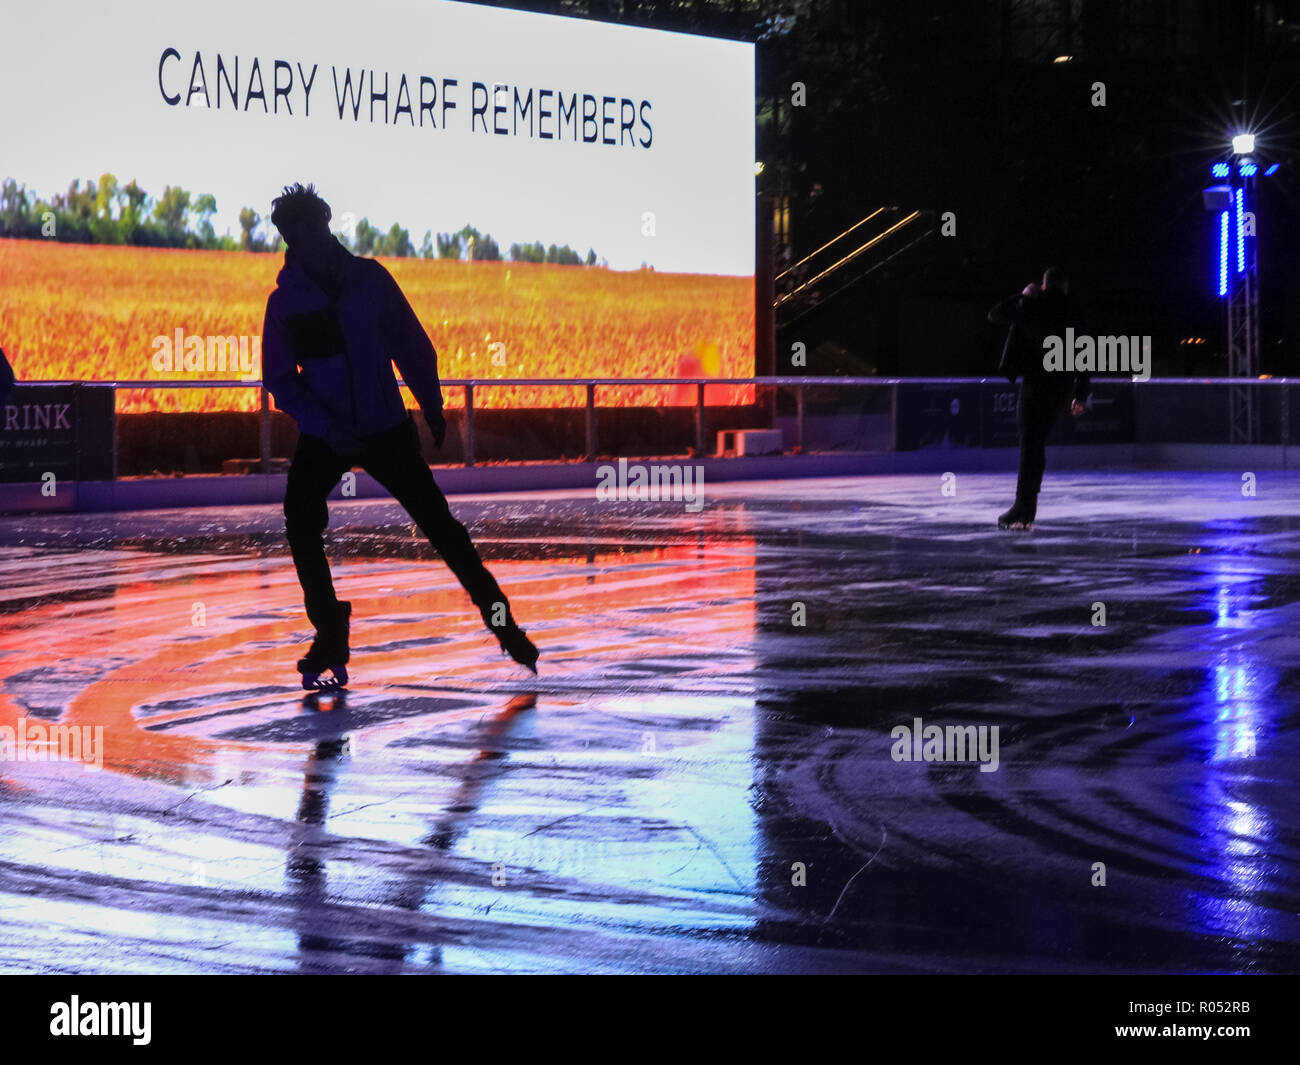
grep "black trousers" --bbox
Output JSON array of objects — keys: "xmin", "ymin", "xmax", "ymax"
[
  {"xmin": 284, "ymin": 416, "xmax": 509, "ymax": 631},
  {"xmin": 1015, "ymin": 383, "xmax": 1071, "ymax": 515}
]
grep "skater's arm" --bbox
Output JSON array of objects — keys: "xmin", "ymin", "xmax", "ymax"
[
  {"xmin": 987, "ymin": 295, "xmax": 1023, "ymax": 327},
  {"xmin": 380, "ymin": 267, "xmax": 444, "ymax": 418},
  {"xmin": 262, "ymin": 301, "xmax": 332, "ymax": 437},
  {"xmin": 1071, "ymin": 306, "xmax": 1091, "ymax": 404}
]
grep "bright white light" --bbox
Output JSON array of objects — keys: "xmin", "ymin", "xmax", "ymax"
[
  {"xmin": 1232, "ymin": 133, "xmax": 1256, "ymax": 154},
  {"xmin": 1053, "ymin": 55, "xmax": 1072, "ymax": 63},
  {"xmin": 755, "ymin": 161, "xmax": 766, "ymax": 176}
]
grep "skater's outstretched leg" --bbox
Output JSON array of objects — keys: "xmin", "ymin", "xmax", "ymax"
[
  {"xmin": 361, "ymin": 419, "xmax": 539, "ymax": 672},
  {"xmin": 285, "ymin": 433, "xmax": 351, "ymax": 629}
]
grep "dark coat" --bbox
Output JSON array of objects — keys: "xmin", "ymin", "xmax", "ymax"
[
  {"xmin": 988, "ymin": 290, "xmax": 1090, "ymax": 402},
  {"xmin": 263, "ymin": 243, "xmax": 444, "ymax": 438}
]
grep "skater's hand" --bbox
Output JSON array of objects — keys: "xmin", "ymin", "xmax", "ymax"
[
  {"xmin": 425, "ymin": 409, "xmax": 447, "ymax": 449},
  {"xmin": 1071, "ymin": 399, "xmax": 1086, "ymax": 417},
  {"xmin": 1022, "ymin": 282, "xmax": 1039, "ymax": 297},
  {"xmin": 325, "ymin": 421, "xmax": 363, "ymax": 455}
]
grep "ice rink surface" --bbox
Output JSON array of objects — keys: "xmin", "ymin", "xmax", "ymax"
[{"xmin": 0, "ymin": 471, "xmax": 1297, "ymax": 973}]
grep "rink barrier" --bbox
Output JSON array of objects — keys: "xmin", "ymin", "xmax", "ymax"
[{"xmin": 3, "ymin": 375, "xmax": 1299, "ymax": 482}]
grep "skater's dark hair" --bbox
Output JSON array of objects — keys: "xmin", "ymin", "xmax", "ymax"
[
  {"xmin": 270, "ymin": 183, "xmax": 332, "ymax": 243},
  {"xmin": 1042, "ymin": 265, "xmax": 1068, "ymax": 292}
]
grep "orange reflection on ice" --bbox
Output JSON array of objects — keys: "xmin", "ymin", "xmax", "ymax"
[{"xmin": 0, "ymin": 536, "xmax": 755, "ymax": 786}]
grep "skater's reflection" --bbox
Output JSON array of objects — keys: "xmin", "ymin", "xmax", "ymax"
[
  {"xmin": 284, "ymin": 693, "xmax": 536, "ymax": 972},
  {"xmin": 285, "ymin": 736, "xmax": 347, "ymax": 961}
]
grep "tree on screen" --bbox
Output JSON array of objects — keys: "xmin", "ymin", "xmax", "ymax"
[
  {"xmin": 384, "ymin": 222, "xmax": 415, "ymax": 257},
  {"xmin": 152, "ymin": 185, "xmax": 192, "ymax": 245},
  {"xmin": 0, "ymin": 174, "xmax": 602, "ymax": 265}
]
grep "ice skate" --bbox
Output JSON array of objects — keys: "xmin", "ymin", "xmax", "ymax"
[
  {"xmin": 297, "ymin": 600, "xmax": 352, "ymax": 690},
  {"xmin": 478, "ymin": 601, "xmax": 539, "ymax": 673},
  {"xmin": 997, "ymin": 505, "xmax": 1034, "ymax": 531},
  {"xmin": 484, "ymin": 613, "xmax": 538, "ymax": 673},
  {"xmin": 496, "ymin": 622, "xmax": 539, "ymax": 673}
]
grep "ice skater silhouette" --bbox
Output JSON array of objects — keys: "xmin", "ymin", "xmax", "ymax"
[
  {"xmin": 988, "ymin": 266, "xmax": 1089, "ymax": 530},
  {"xmin": 262, "ymin": 183, "xmax": 538, "ymax": 688},
  {"xmin": 0, "ymin": 344, "xmax": 14, "ymax": 405}
]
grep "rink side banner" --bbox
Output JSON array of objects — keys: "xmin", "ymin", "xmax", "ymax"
[
  {"xmin": 0, "ymin": 0, "xmax": 755, "ymax": 414},
  {"xmin": 0, "ymin": 385, "xmax": 115, "ymax": 484}
]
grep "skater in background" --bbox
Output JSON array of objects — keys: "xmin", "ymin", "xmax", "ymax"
[
  {"xmin": 262, "ymin": 183, "xmax": 538, "ymax": 688},
  {"xmin": 988, "ymin": 266, "xmax": 1089, "ymax": 530}
]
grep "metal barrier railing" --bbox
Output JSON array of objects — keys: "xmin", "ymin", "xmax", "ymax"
[{"xmin": 13, "ymin": 376, "xmax": 1299, "ymax": 473}]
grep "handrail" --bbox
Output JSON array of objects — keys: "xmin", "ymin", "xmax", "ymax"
[
  {"xmin": 6, "ymin": 376, "xmax": 1293, "ymax": 477},
  {"xmin": 776, "ymin": 211, "xmax": 922, "ymax": 307},
  {"xmin": 775, "ymin": 208, "xmax": 888, "ymax": 281},
  {"xmin": 15, "ymin": 376, "xmax": 1298, "ymax": 388}
]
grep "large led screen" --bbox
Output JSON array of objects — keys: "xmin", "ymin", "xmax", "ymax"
[{"xmin": 0, "ymin": 0, "xmax": 756, "ymax": 411}]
